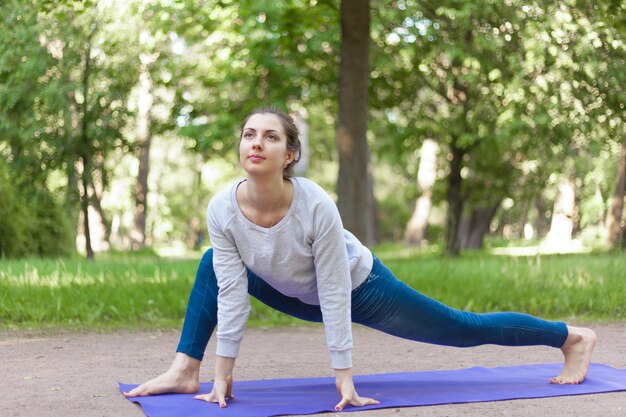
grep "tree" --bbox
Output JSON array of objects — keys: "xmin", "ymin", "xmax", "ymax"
[
  {"xmin": 606, "ymin": 132, "xmax": 626, "ymax": 247},
  {"xmin": 370, "ymin": 1, "xmax": 535, "ymax": 255},
  {"xmin": 20, "ymin": 1, "xmax": 139, "ymax": 258},
  {"xmin": 123, "ymin": 0, "xmax": 345, "ymax": 248},
  {"xmin": 585, "ymin": 0, "xmax": 626, "ymax": 248},
  {"xmin": 127, "ymin": 1, "xmax": 184, "ymax": 249},
  {"xmin": 0, "ymin": 0, "xmax": 75, "ymax": 256},
  {"xmin": 368, "ymin": 0, "xmax": 626, "ymax": 254},
  {"xmin": 336, "ymin": 0, "xmax": 376, "ymax": 246},
  {"xmin": 405, "ymin": 139, "xmax": 438, "ymax": 245},
  {"xmin": 528, "ymin": 0, "xmax": 626, "ymax": 248},
  {"xmin": 4, "ymin": 0, "xmax": 624, "ymax": 255}
]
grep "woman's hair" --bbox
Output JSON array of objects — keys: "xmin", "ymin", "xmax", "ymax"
[{"xmin": 240, "ymin": 107, "xmax": 302, "ymax": 178}]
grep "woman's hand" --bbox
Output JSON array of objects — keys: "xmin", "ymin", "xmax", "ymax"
[
  {"xmin": 334, "ymin": 368, "xmax": 380, "ymax": 411},
  {"xmin": 194, "ymin": 375, "xmax": 234, "ymax": 407},
  {"xmin": 194, "ymin": 355, "xmax": 236, "ymax": 408}
]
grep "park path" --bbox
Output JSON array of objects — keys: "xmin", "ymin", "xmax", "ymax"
[{"xmin": 1, "ymin": 323, "xmax": 625, "ymax": 417}]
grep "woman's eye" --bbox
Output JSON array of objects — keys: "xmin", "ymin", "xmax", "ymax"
[
  {"xmin": 243, "ymin": 132, "xmax": 254, "ymax": 138},
  {"xmin": 267, "ymin": 135, "xmax": 278, "ymax": 141}
]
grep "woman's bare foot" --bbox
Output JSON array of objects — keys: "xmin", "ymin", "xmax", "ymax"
[
  {"xmin": 123, "ymin": 352, "xmax": 201, "ymax": 397},
  {"xmin": 550, "ymin": 326, "xmax": 597, "ymax": 384}
]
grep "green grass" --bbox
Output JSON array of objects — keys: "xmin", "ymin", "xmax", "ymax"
[
  {"xmin": 1, "ymin": 247, "xmax": 624, "ymax": 331},
  {"xmin": 0, "ymin": 254, "xmax": 199, "ymax": 331},
  {"xmin": 376, "ymin": 245, "xmax": 625, "ymax": 322}
]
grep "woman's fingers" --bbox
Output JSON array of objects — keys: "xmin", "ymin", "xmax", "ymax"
[
  {"xmin": 193, "ymin": 390, "xmax": 233, "ymax": 407},
  {"xmin": 218, "ymin": 396, "xmax": 227, "ymax": 408},
  {"xmin": 335, "ymin": 397, "xmax": 350, "ymax": 411},
  {"xmin": 194, "ymin": 392, "xmax": 228, "ymax": 407}
]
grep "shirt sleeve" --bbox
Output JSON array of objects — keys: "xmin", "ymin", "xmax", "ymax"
[
  {"xmin": 207, "ymin": 199, "xmax": 251, "ymax": 359},
  {"xmin": 310, "ymin": 192, "xmax": 353, "ymax": 369}
]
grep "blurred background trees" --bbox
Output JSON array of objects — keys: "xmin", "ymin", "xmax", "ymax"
[{"xmin": 1, "ymin": 0, "xmax": 624, "ymax": 258}]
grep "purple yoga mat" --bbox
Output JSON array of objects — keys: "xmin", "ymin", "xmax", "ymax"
[{"xmin": 119, "ymin": 363, "xmax": 626, "ymax": 417}]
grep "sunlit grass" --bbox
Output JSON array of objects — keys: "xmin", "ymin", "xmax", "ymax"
[
  {"xmin": 0, "ymin": 254, "xmax": 199, "ymax": 330},
  {"xmin": 487, "ymin": 238, "xmax": 591, "ymax": 256},
  {"xmin": 1, "ymin": 246, "xmax": 624, "ymax": 331},
  {"xmin": 378, "ymin": 245, "xmax": 625, "ymax": 321}
]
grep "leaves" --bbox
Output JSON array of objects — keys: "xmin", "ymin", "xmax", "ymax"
[{"xmin": 0, "ymin": 0, "xmax": 623, "ymax": 251}]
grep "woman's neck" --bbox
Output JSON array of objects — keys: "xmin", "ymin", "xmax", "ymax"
[{"xmin": 245, "ymin": 175, "xmax": 286, "ymax": 211}]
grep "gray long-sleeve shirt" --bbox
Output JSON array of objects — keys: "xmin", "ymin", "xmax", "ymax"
[{"xmin": 207, "ymin": 177, "xmax": 373, "ymax": 369}]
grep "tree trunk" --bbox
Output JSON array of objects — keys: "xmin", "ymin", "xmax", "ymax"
[
  {"xmin": 64, "ymin": 73, "xmax": 81, "ymax": 251},
  {"xmin": 445, "ymin": 140, "xmax": 465, "ymax": 257},
  {"xmin": 517, "ymin": 200, "xmax": 529, "ymax": 239},
  {"xmin": 79, "ymin": 32, "xmax": 95, "ymax": 260},
  {"xmin": 131, "ymin": 63, "xmax": 153, "ymax": 250},
  {"xmin": 90, "ymin": 183, "xmax": 111, "ymax": 244},
  {"xmin": 293, "ymin": 110, "xmax": 309, "ymax": 176},
  {"xmin": 79, "ymin": 155, "xmax": 94, "ymax": 260},
  {"xmin": 606, "ymin": 128, "xmax": 626, "ymax": 248},
  {"xmin": 405, "ymin": 139, "xmax": 438, "ymax": 245},
  {"xmin": 594, "ymin": 181, "xmax": 606, "ymax": 226},
  {"xmin": 546, "ymin": 178, "xmax": 576, "ymax": 244},
  {"xmin": 622, "ymin": 212, "xmax": 626, "ymax": 249},
  {"xmin": 533, "ymin": 194, "xmax": 549, "ymax": 238},
  {"xmin": 367, "ymin": 163, "xmax": 378, "ymax": 243},
  {"xmin": 459, "ymin": 202, "xmax": 501, "ymax": 249},
  {"xmin": 85, "ymin": 162, "xmax": 111, "ymax": 244},
  {"xmin": 336, "ymin": 0, "xmax": 375, "ymax": 246},
  {"xmin": 65, "ymin": 156, "xmax": 81, "ymax": 248}
]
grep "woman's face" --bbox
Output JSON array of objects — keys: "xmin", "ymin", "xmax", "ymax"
[{"xmin": 239, "ymin": 113, "xmax": 294, "ymax": 177}]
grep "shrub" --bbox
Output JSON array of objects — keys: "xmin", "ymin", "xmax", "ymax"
[
  {"xmin": 0, "ymin": 162, "xmax": 73, "ymax": 258},
  {"xmin": 0, "ymin": 162, "xmax": 30, "ymax": 257}
]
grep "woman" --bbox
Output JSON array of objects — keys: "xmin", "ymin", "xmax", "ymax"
[{"xmin": 124, "ymin": 108, "xmax": 596, "ymax": 412}]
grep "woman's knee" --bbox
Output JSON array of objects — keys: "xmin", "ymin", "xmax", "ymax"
[
  {"xmin": 193, "ymin": 248, "xmax": 216, "ymax": 287},
  {"xmin": 200, "ymin": 247, "xmax": 214, "ymax": 266}
]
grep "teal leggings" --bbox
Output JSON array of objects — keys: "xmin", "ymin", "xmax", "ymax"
[{"xmin": 177, "ymin": 249, "xmax": 568, "ymax": 360}]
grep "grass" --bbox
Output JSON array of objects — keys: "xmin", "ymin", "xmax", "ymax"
[
  {"xmin": 0, "ymin": 254, "xmax": 198, "ymax": 331},
  {"xmin": 1, "ymin": 246, "xmax": 624, "ymax": 331},
  {"xmin": 376, "ymin": 244, "xmax": 625, "ymax": 322}
]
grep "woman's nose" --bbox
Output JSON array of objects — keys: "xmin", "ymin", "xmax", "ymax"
[{"xmin": 252, "ymin": 135, "xmax": 262, "ymax": 148}]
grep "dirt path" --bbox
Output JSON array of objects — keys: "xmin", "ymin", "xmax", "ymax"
[{"xmin": 2, "ymin": 323, "xmax": 625, "ymax": 417}]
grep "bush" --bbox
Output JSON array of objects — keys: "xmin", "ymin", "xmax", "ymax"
[
  {"xmin": 376, "ymin": 194, "xmax": 412, "ymax": 242},
  {"xmin": 0, "ymin": 163, "xmax": 30, "ymax": 257},
  {"xmin": 0, "ymin": 162, "xmax": 73, "ymax": 258},
  {"xmin": 26, "ymin": 187, "xmax": 74, "ymax": 257}
]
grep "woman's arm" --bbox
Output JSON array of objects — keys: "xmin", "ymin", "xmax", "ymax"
[
  {"xmin": 206, "ymin": 197, "xmax": 251, "ymax": 360},
  {"xmin": 194, "ymin": 355, "xmax": 237, "ymax": 407},
  {"xmin": 310, "ymin": 197, "xmax": 355, "ymax": 369},
  {"xmin": 334, "ymin": 368, "xmax": 380, "ymax": 411},
  {"xmin": 194, "ymin": 192, "xmax": 248, "ymax": 407}
]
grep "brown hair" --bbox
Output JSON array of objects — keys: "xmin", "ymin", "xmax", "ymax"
[{"xmin": 240, "ymin": 107, "xmax": 302, "ymax": 178}]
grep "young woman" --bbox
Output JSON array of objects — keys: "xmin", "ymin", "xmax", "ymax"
[{"xmin": 124, "ymin": 108, "xmax": 596, "ymax": 412}]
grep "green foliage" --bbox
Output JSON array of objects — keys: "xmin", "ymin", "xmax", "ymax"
[
  {"xmin": 0, "ymin": 161, "xmax": 73, "ymax": 258},
  {"xmin": 0, "ymin": 1, "xmax": 61, "ymax": 182},
  {"xmin": 0, "ymin": 0, "xmax": 624, "ymax": 255},
  {"xmin": 25, "ymin": 186, "xmax": 74, "ymax": 257},
  {"xmin": 0, "ymin": 166, "xmax": 30, "ymax": 258},
  {"xmin": 155, "ymin": 0, "xmax": 340, "ymax": 160},
  {"xmin": 1, "ymin": 0, "xmax": 143, "ymax": 256},
  {"xmin": 367, "ymin": 0, "xmax": 625, "ymax": 252}
]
